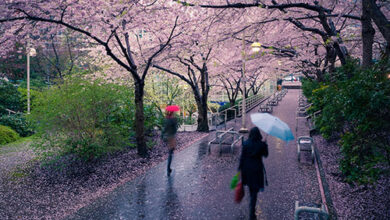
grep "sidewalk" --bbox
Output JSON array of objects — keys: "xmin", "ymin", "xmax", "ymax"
[{"xmin": 67, "ymin": 89, "xmax": 322, "ymax": 220}]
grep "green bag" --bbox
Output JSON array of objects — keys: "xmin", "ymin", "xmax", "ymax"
[{"xmin": 230, "ymin": 172, "xmax": 240, "ymax": 190}]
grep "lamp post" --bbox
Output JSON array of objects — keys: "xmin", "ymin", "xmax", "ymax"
[
  {"xmin": 239, "ymin": 32, "xmax": 261, "ymax": 133},
  {"xmin": 26, "ymin": 45, "xmax": 36, "ymax": 114}
]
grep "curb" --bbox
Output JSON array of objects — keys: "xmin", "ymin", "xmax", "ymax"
[
  {"xmin": 314, "ymin": 139, "xmax": 338, "ymax": 220},
  {"xmin": 296, "ymin": 88, "xmax": 336, "ymax": 219}
]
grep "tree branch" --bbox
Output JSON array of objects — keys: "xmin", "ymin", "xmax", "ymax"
[
  {"xmin": 287, "ymin": 17, "xmax": 327, "ymax": 36},
  {"xmin": 14, "ymin": 9, "xmax": 136, "ymax": 76},
  {"xmin": 173, "ymin": 0, "xmax": 331, "ymax": 13},
  {"xmin": 142, "ymin": 16, "xmax": 179, "ymax": 81}
]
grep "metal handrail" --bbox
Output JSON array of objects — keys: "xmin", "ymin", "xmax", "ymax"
[
  {"xmin": 209, "ymin": 93, "xmax": 275, "ymax": 129},
  {"xmin": 294, "ymin": 201, "xmax": 328, "ymax": 220},
  {"xmin": 209, "ymin": 93, "xmax": 264, "ymax": 130},
  {"xmin": 208, "ymin": 109, "xmax": 234, "ymax": 130},
  {"xmin": 200, "ymin": 91, "xmax": 277, "ymax": 130},
  {"xmin": 5, "ymin": 108, "xmax": 17, "ymax": 115},
  {"xmin": 208, "ymin": 128, "xmax": 243, "ymax": 155},
  {"xmin": 237, "ymin": 94, "xmax": 263, "ymax": 116}
]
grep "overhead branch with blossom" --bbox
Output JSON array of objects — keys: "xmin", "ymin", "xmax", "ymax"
[{"xmin": 0, "ymin": 0, "xmax": 190, "ymax": 156}]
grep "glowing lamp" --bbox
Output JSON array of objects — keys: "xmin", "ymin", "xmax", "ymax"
[
  {"xmin": 251, "ymin": 42, "xmax": 262, "ymax": 52},
  {"xmin": 28, "ymin": 48, "xmax": 37, "ymax": 57}
]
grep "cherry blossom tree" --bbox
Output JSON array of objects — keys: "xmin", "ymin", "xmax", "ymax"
[
  {"xmin": 0, "ymin": 0, "xmax": 187, "ymax": 157},
  {"xmin": 173, "ymin": 0, "xmax": 389, "ymax": 80},
  {"xmin": 39, "ymin": 31, "xmax": 88, "ymax": 80},
  {"xmin": 153, "ymin": 44, "xmax": 213, "ymax": 131},
  {"xmin": 152, "ymin": 7, "xmax": 246, "ymax": 131},
  {"xmin": 365, "ymin": 0, "xmax": 390, "ymax": 57},
  {"xmin": 217, "ymin": 70, "xmax": 241, "ymax": 107},
  {"xmin": 361, "ymin": 0, "xmax": 390, "ymax": 67},
  {"xmin": 0, "ymin": 44, "xmax": 25, "ymax": 80},
  {"xmin": 247, "ymin": 69, "xmax": 267, "ymax": 96},
  {"xmin": 2, "ymin": 0, "xmax": 388, "ymax": 156}
]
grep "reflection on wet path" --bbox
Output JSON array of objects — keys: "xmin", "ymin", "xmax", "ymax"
[
  {"xmin": 197, "ymin": 141, "xmax": 208, "ymax": 161},
  {"xmin": 67, "ymin": 89, "xmax": 321, "ymax": 220},
  {"xmin": 161, "ymin": 177, "xmax": 181, "ymax": 219},
  {"xmin": 67, "ymin": 136, "xmax": 247, "ymax": 220},
  {"xmin": 135, "ymin": 179, "xmax": 146, "ymax": 219}
]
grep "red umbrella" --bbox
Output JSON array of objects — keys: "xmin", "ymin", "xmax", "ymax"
[{"xmin": 165, "ymin": 105, "xmax": 180, "ymax": 112}]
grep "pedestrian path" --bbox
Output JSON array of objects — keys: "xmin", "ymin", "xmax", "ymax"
[{"xmin": 67, "ymin": 89, "xmax": 321, "ymax": 220}]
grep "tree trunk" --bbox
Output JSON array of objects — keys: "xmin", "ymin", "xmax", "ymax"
[
  {"xmin": 229, "ymin": 100, "xmax": 236, "ymax": 108},
  {"xmin": 195, "ymin": 95, "xmax": 209, "ymax": 132},
  {"xmin": 253, "ymin": 89, "xmax": 259, "ymax": 95},
  {"xmin": 134, "ymin": 81, "xmax": 148, "ymax": 157},
  {"xmin": 325, "ymin": 46, "xmax": 336, "ymax": 73},
  {"xmin": 315, "ymin": 69, "xmax": 325, "ymax": 82},
  {"xmin": 367, "ymin": 0, "xmax": 390, "ymax": 58},
  {"xmin": 362, "ymin": 0, "xmax": 375, "ymax": 68}
]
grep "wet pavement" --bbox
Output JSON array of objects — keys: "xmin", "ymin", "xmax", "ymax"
[{"xmin": 67, "ymin": 89, "xmax": 321, "ymax": 220}]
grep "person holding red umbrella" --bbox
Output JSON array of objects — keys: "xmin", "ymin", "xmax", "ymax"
[{"xmin": 162, "ymin": 105, "xmax": 180, "ymax": 176}]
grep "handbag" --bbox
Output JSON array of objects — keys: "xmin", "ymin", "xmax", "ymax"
[
  {"xmin": 230, "ymin": 172, "xmax": 240, "ymax": 190},
  {"xmin": 234, "ymin": 181, "xmax": 245, "ymax": 203}
]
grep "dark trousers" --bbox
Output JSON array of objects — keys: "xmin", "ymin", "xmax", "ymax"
[
  {"xmin": 167, "ymin": 149, "xmax": 174, "ymax": 171},
  {"xmin": 249, "ymin": 187, "xmax": 259, "ymax": 220}
]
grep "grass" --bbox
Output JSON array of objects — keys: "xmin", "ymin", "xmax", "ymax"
[
  {"xmin": 0, "ymin": 135, "xmax": 39, "ymax": 181},
  {"xmin": 0, "ymin": 135, "xmax": 35, "ymax": 155},
  {"xmin": 9, "ymin": 166, "xmax": 29, "ymax": 180}
]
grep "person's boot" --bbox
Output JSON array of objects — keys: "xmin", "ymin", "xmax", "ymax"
[{"xmin": 167, "ymin": 149, "xmax": 174, "ymax": 176}]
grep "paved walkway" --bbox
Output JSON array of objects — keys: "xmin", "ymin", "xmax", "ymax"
[{"xmin": 67, "ymin": 89, "xmax": 321, "ymax": 220}]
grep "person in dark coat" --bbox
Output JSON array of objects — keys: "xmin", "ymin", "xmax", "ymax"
[
  {"xmin": 162, "ymin": 110, "xmax": 178, "ymax": 176},
  {"xmin": 238, "ymin": 127, "xmax": 268, "ymax": 220}
]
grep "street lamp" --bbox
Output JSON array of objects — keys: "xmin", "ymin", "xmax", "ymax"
[
  {"xmin": 251, "ymin": 42, "xmax": 262, "ymax": 53},
  {"xmin": 27, "ymin": 46, "xmax": 36, "ymax": 114},
  {"xmin": 239, "ymin": 33, "xmax": 261, "ymax": 133}
]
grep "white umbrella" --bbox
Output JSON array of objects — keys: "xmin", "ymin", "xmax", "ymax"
[{"xmin": 250, "ymin": 113, "xmax": 294, "ymax": 142}]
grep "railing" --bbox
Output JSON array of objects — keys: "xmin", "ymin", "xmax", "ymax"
[
  {"xmin": 237, "ymin": 94, "xmax": 264, "ymax": 117},
  {"xmin": 179, "ymin": 124, "xmax": 197, "ymax": 132},
  {"xmin": 182, "ymin": 90, "xmax": 277, "ymax": 131},
  {"xmin": 208, "ymin": 93, "xmax": 270, "ymax": 130},
  {"xmin": 5, "ymin": 108, "xmax": 17, "ymax": 115},
  {"xmin": 208, "ymin": 106, "xmax": 237, "ymax": 130},
  {"xmin": 294, "ymin": 201, "xmax": 328, "ymax": 220},
  {"xmin": 207, "ymin": 127, "xmax": 243, "ymax": 155},
  {"xmin": 178, "ymin": 115, "xmax": 198, "ymax": 132}
]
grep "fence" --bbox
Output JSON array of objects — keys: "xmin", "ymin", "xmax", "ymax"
[
  {"xmin": 5, "ymin": 108, "xmax": 18, "ymax": 115},
  {"xmin": 208, "ymin": 93, "xmax": 271, "ymax": 131},
  {"xmin": 180, "ymin": 84, "xmax": 276, "ymax": 131}
]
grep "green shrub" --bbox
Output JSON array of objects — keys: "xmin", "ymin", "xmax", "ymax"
[
  {"xmin": 217, "ymin": 102, "xmax": 237, "ymax": 122},
  {"xmin": 17, "ymin": 87, "xmax": 43, "ymax": 113},
  {"xmin": 0, "ymin": 113, "xmax": 34, "ymax": 137},
  {"xmin": 144, "ymin": 104, "xmax": 161, "ymax": 133},
  {"xmin": 218, "ymin": 102, "xmax": 234, "ymax": 114},
  {"xmin": 217, "ymin": 95, "xmax": 264, "ymax": 123},
  {"xmin": 0, "ymin": 125, "xmax": 20, "ymax": 145},
  {"xmin": 208, "ymin": 102, "xmax": 220, "ymax": 113},
  {"xmin": 29, "ymin": 77, "xmax": 157, "ymax": 161},
  {"xmin": 302, "ymin": 60, "xmax": 390, "ymax": 184},
  {"xmin": 301, "ymin": 78, "xmax": 321, "ymax": 103},
  {"xmin": 0, "ymin": 80, "xmax": 23, "ymax": 115},
  {"xmin": 183, "ymin": 115, "xmax": 196, "ymax": 125}
]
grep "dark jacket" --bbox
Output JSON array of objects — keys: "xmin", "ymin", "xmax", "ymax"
[
  {"xmin": 238, "ymin": 139, "xmax": 268, "ymax": 191},
  {"xmin": 162, "ymin": 117, "xmax": 178, "ymax": 139}
]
